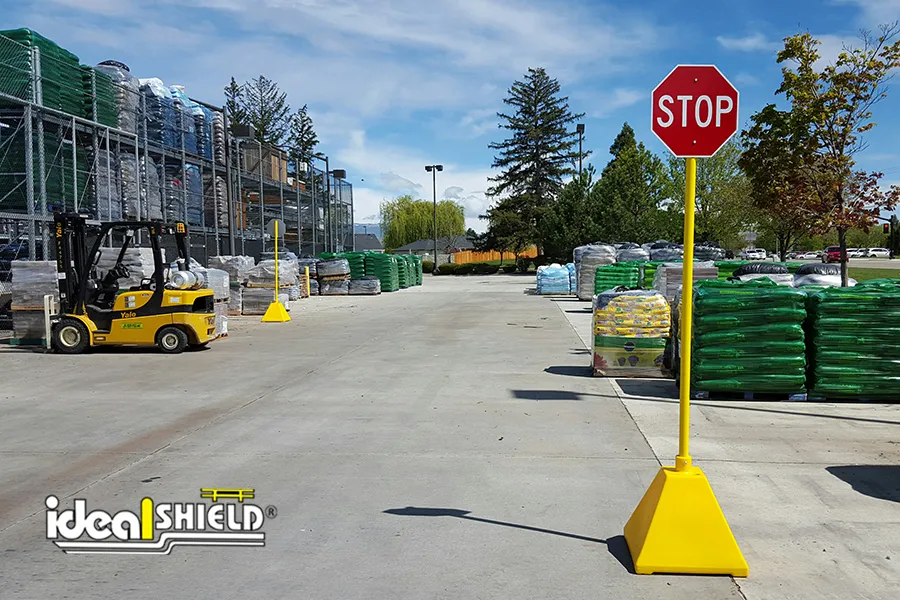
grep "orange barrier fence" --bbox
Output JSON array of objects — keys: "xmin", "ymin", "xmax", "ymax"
[{"xmin": 451, "ymin": 247, "xmax": 538, "ymax": 264}]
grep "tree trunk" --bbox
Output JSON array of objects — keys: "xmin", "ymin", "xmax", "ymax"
[{"xmin": 838, "ymin": 228, "xmax": 849, "ymax": 287}]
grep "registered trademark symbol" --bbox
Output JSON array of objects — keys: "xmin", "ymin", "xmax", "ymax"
[{"xmin": 265, "ymin": 505, "xmax": 278, "ymax": 518}]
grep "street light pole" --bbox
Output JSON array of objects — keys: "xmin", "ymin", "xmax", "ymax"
[
  {"xmin": 576, "ymin": 123, "xmax": 585, "ymax": 177},
  {"xmin": 425, "ymin": 164, "xmax": 443, "ymax": 274}
]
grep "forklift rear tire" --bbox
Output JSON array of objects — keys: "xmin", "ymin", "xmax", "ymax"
[
  {"xmin": 156, "ymin": 326, "xmax": 189, "ymax": 354},
  {"xmin": 53, "ymin": 319, "xmax": 90, "ymax": 354}
]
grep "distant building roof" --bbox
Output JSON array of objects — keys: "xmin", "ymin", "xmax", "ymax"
[
  {"xmin": 393, "ymin": 236, "xmax": 475, "ymax": 253},
  {"xmin": 353, "ymin": 233, "xmax": 384, "ymax": 251}
]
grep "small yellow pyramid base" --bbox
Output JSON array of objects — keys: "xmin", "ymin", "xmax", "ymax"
[
  {"xmin": 624, "ymin": 466, "xmax": 749, "ymax": 577},
  {"xmin": 261, "ymin": 301, "xmax": 291, "ymax": 323}
]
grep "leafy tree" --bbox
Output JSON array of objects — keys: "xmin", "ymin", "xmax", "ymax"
[
  {"xmin": 486, "ymin": 67, "xmax": 589, "ymax": 251},
  {"xmin": 380, "ymin": 194, "xmax": 465, "ymax": 252},
  {"xmin": 766, "ymin": 27, "xmax": 900, "ymax": 284},
  {"xmin": 224, "ymin": 77, "xmax": 247, "ymax": 134},
  {"xmin": 540, "ymin": 166, "xmax": 602, "ymax": 261},
  {"xmin": 594, "ymin": 123, "xmax": 667, "ymax": 243},
  {"xmin": 242, "ymin": 75, "xmax": 291, "ymax": 146},
  {"xmin": 664, "ymin": 139, "xmax": 752, "ymax": 248},
  {"xmin": 478, "ymin": 199, "xmax": 534, "ymax": 261},
  {"xmin": 740, "ymin": 105, "xmax": 818, "ymax": 260},
  {"xmin": 288, "ymin": 104, "xmax": 323, "ymax": 166}
]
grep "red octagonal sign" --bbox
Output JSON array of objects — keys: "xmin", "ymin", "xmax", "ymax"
[{"xmin": 651, "ymin": 65, "xmax": 739, "ymax": 158}]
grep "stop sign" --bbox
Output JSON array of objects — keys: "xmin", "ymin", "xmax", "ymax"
[{"xmin": 651, "ymin": 65, "xmax": 739, "ymax": 158}]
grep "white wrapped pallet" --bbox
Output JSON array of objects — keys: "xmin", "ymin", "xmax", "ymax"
[
  {"xmin": 737, "ymin": 273, "xmax": 795, "ymax": 286},
  {"xmin": 208, "ymin": 255, "xmax": 255, "ymax": 284},
  {"xmin": 10, "ymin": 261, "xmax": 58, "ymax": 340},
  {"xmin": 241, "ymin": 288, "xmax": 289, "ymax": 315},
  {"xmin": 214, "ymin": 301, "xmax": 228, "ymax": 337},
  {"xmin": 246, "ymin": 260, "xmax": 296, "ymax": 288},
  {"xmin": 652, "ymin": 263, "xmax": 718, "ymax": 301},
  {"xmin": 574, "ymin": 244, "xmax": 616, "ymax": 301},
  {"xmin": 227, "ymin": 286, "xmax": 242, "ymax": 315},
  {"xmin": 201, "ymin": 268, "xmax": 230, "ymax": 300}
]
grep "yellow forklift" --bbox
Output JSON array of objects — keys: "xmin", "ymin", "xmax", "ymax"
[{"xmin": 51, "ymin": 213, "xmax": 217, "ymax": 354}]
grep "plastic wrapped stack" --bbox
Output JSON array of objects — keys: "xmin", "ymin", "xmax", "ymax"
[
  {"xmin": 10, "ymin": 261, "xmax": 58, "ymax": 340},
  {"xmin": 318, "ymin": 258, "xmax": 351, "ymax": 279},
  {"xmin": 140, "ymin": 78, "xmax": 179, "ymax": 148},
  {"xmin": 200, "ymin": 268, "xmax": 230, "ymax": 301},
  {"xmin": 94, "ymin": 61, "xmax": 140, "ymax": 133},
  {"xmin": 807, "ymin": 285, "xmax": 900, "ymax": 399},
  {"xmin": 214, "ymin": 301, "xmax": 228, "ymax": 337},
  {"xmin": 649, "ymin": 242, "xmax": 684, "ymax": 262},
  {"xmin": 594, "ymin": 262, "xmax": 642, "ymax": 294},
  {"xmin": 309, "ymin": 278, "xmax": 320, "ymax": 296},
  {"xmin": 0, "ymin": 29, "xmax": 82, "ymax": 115},
  {"xmin": 92, "ymin": 149, "xmax": 121, "ymax": 221},
  {"xmin": 694, "ymin": 244, "xmax": 726, "ymax": 261},
  {"xmin": 731, "ymin": 263, "xmax": 789, "ymax": 286},
  {"xmin": 209, "ymin": 255, "xmax": 255, "ymax": 285},
  {"xmin": 365, "ymin": 254, "xmax": 399, "ymax": 292},
  {"xmin": 162, "ymin": 166, "xmax": 185, "ymax": 221},
  {"xmin": 246, "ymin": 260, "xmax": 296, "ymax": 288},
  {"xmin": 536, "ymin": 264, "xmax": 572, "ymax": 295},
  {"xmin": 793, "ymin": 263, "xmax": 857, "ymax": 288},
  {"xmin": 567, "ymin": 263, "xmax": 576, "ymax": 293},
  {"xmin": 119, "ymin": 154, "xmax": 140, "ymax": 219},
  {"xmin": 297, "ymin": 258, "xmax": 319, "ymax": 279},
  {"xmin": 212, "ymin": 111, "xmax": 226, "ymax": 164},
  {"xmin": 96, "ymin": 247, "xmax": 158, "ymax": 289},
  {"xmin": 592, "ymin": 289, "xmax": 671, "ymax": 377},
  {"xmin": 169, "ymin": 86, "xmax": 198, "ymax": 155},
  {"xmin": 320, "ymin": 280, "xmax": 350, "ymax": 296},
  {"xmin": 183, "ymin": 165, "xmax": 202, "ymax": 226},
  {"xmin": 203, "ymin": 175, "xmax": 228, "ymax": 229},
  {"xmin": 685, "ymin": 280, "xmax": 808, "ymax": 394},
  {"xmin": 82, "ymin": 65, "xmax": 117, "ymax": 127},
  {"xmin": 241, "ymin": 288, "xmax": 289, "ymax": 315},
  {"xmin": 652, "ymin": 262, "xmax": 718, "ymax": 302},
  {"xmin": 574, "ymin": 244, "xmax": 617, "ymax": 301},
  {"xmin": 349, "ymin": 276, "xmax": 382, "ymax": 295},
  {"xmin": 142, "ymin": 155, "xmax": 163, "ymax": 221},
  {"xmin": 616, "ymin": 245, "xmax": 650, "ymax": 262}
]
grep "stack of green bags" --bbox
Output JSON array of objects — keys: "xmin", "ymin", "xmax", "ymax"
[
  {"xmin": 408, "ymin": 255, "xmax": 423, "ymax": 285},
  {"xmin": 80, "ymin": 65, "xmax": 117, "ymax": 126},
  {"xmin": 714, "ymin": 261, "xmax": 749, "ymax": 281},
  {"xmin": 396, "ymin": 255, "xmax": 411, "ymax": 288},
  {"xmin": 364, "ymin": 253, "xmax": 400, "ymax": 292},
  {"xmin": 594, "ymin": 262, "xmax": 642, "ymax": 294},
  {"xmin": 686, "ymin": 279, "xmax": 808, "ymax": 393},
  {"xmin": 807, "ymin": 284, "xmax": 900, "ymax": 398},
  {"xmin": 642, "ymin": 262, "xmax": 662, "ymax": 288},
  {"xmin": 0, "ymin": 29, "xmax": 84, "ymax": 116},
  {"xmin": 342, "ymin": 252, "xmax": 367, "ymax": 280}
]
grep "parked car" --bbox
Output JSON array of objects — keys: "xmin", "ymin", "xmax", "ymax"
[
  {"xmin": 740, "ymin": 248, "xmax": 766, "ymax": 260},
  {"xmin": 823, "ymin": 246, "xmax": 841, "ymax": 263},
  {"xmin": 847, "ymin": 248, "xmax": 866, "ymax": 258},
  {"xmin": 866, "ymin": 248, "xmax": 890, "ymax": 258},
  {"xmin": 795, "ymin": 251, "xmax": 819, "ymax": 259}
]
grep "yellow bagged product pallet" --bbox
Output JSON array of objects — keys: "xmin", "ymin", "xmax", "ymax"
[{"xmin": 592, "ymin": 289, "xmax": 671, "ymax": 377}]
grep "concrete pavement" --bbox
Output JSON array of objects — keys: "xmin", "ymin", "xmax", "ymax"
[{"xmin": 0, "ymin": 276, "xmax": 741, "ymax": 600}]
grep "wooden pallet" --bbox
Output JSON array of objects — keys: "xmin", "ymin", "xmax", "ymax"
[{"xmin": 691, "ymin": 389, "xmax": 807, "ymax": 402}]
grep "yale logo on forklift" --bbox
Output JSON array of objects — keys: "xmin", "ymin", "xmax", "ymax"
[
  {"xmin": 120, "ymin": 311, "xmax": 137, "ymax": 319},
  {"xmin": 121, "ymin": 322, "xmax": 143, "ymax": 329}
]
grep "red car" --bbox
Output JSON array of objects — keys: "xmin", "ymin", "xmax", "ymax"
[{"xmin": 823, "ymin": 246, "xmax": 842, "ymax": 263}]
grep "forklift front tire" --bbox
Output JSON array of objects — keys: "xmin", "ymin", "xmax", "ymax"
[
  {"xmin": 53, "ymin": 319, "xmax": 90, "ymax": 354},
  {"xmin": 156, "ymin": 326, "xmax": 189, "ymax": 354}
]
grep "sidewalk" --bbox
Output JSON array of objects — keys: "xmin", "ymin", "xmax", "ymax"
[{"xmin": 560, "ymin": 297, "xmax": 900, "ymax": 600}]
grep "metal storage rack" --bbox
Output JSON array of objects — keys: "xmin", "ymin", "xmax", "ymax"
[{"xmin": 0, "ymin": 30, "xmax": 354, "ymax": 265}]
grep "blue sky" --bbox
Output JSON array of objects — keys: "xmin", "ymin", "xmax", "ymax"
[{"xmin": 6, "ymin": 0, "xmax": 900, "ymax": 230}]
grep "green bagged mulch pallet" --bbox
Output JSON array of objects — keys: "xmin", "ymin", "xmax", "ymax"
[
  {"xmin": 340, "ymin": 252, "xmax": 367, "ymax": 280},
  {"xmin": 0, "ymin": 29, "xmax": 84, "ymax": 116},
  {"xmin": 364, "ymin": 253, "xmax": 399, "ymax": 292},
  {"xmin": 714, "ymin": 261, "xmax": 749, "ymax": 280},
  {"xmin": 642, "ymin": 261, "xmax": 662, "ymax": 288},
  {"xmin": 807, "ymin": 285, "xmax": 900, "ymax": 399},
  {"xmin": 80, "ymin": 65, "xmax": 117, "ymax": 126},
  {"xmin": 396, "ymin": 255, "xmax": 411, "ymax": 288},
  {"xmin": 408, "ymin": 255, "xmax": 423, "ymax": 285},
  {"xmin": 594, "ymin": 262, "xmax": 642, "ymax": 294},
  {"xmin": 679, "ymin": 279, "xmax": 808, "ymax": 394}
]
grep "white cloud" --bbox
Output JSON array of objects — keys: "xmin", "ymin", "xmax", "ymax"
[
  {"xmin": 833, "ymin": 0, "xmax": 900, "ymax": 24},
  {"xmin": 459, "ymin": 109, "xmax": 499, "ymax": 138},
  {"xmin": 594, "ymin": 88, "xmax": 644, "ymax": 118},
  {"xmin": 377, "ymin": 173, "xmax": 423, "ymax": 194},
  {"xmin": 716, "ymin": 32, "xmax": 779, "ymax": 52}
]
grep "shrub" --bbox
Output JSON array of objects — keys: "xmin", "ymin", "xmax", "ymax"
[
  {"xmin": 455, "ymin": 264, "xmax": 475, "ymax": 275},
  {"xmin": 501, "ymin": 264, "xmax": 517, "ymax": 274},
  {"xmin": 437, "ymin": 263, "xmax": 457, "ymax": 275},
  {"xmin": 470, "ymin": 262, "xmax": 493, "ymax": 274},
  {"xmin": 516, "ymin": 258, "xmax": 533, "ymax": 273},
  {"xmin": 422, "ymin": 260, "xmax": 435, "ymax": 273},
  {"xmin": 483, "ymin": 265, "xmax": 500, "ymax": 274}
]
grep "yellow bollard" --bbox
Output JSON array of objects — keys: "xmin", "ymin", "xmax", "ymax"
[
  {"xmin": 262, "ymin": 220, "xmax": 291, "ymax": 323},
  {"xmin": 623, "ymin": 157, "xmax": 748, "ymax": 577}
]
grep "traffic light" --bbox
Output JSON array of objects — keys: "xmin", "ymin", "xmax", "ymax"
[{"xmin": 884, "ymin": 223, "xmax": 890, "ymax": 235}]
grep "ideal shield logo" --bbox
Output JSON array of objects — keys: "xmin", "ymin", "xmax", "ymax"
[{"xmin": 46, "ymin": 488, "xmax": 275, "ymax": 554}]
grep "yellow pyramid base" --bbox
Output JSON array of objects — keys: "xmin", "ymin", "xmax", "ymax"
[
  {"xmin": 624, "ymin": 466, "xmax": 749, "ymax": 577},
  {"xmin": 261, "ymin": 301, "xmax": 291, "ymax": 323}
]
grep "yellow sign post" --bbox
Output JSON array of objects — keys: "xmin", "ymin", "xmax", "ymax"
[
  {"xmin": 262, "ymin": 220, "xmax": 291, "ymax": 323},
  {"xmin": 623, "ymin": 157, "xmax": 748, "ymax": 577}
]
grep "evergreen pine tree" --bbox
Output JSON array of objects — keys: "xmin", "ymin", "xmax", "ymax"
[
  {"xmin": 288, "ymin": 104, "xmax": 323, "ymax": 165},
  {"xmin": 224, "ymin": 77, "xmax": 247, "ymax": 133},
  {"xmin": 484, "ymin": 67, "xmax": 588, "ymax": 251},
  {"xmin": 242, "ymin": 75, "xmax": 291, "ymax": 146}
]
